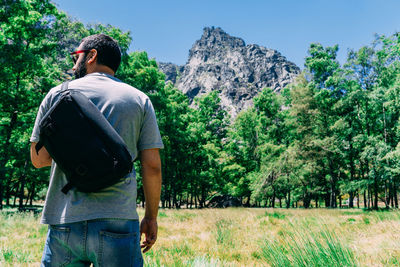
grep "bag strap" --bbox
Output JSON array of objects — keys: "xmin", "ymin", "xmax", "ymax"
[
  {"xmin": 35, "ymin": 81, "xmax": 70, "ymax": 155},
  {"xmin": 61, "ymin": 183, "xmax": 74, "ymax": 194},
  {"xmin": 60, "ymin": 81, "xmax": 70, "ymax": 93},
  {"xmin": 59, "ymin": 81, "xmax": 75, "ymax": 194}
]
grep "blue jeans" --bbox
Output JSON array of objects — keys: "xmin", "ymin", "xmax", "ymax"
[{"xmin": 41, "ymin": 219, "xmax": 143, "ymax": 267}]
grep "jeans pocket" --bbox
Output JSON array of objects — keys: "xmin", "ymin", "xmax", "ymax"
[
  {"xmin": 46, "ymin": 225, "xmax": 71, "ymax": 266},
  {"xmin": 99, "ymin": 231, "xmax": 142, "ymax": 267}
]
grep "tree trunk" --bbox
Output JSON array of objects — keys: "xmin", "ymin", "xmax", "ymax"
[
  {"xmin": 324, "ymin": 193, "xmax": 330, "ymax": 208},
  {"xmin": 349, "ymin": 191, "xmax": 354, "ymax": 208},
  {"xmin": 245, "ymin": 194, "xmax": 251, "ymax": 207},
  {"xmin": 330, "ymin": 186, "xmax": 336, "ymax": 208},
  {"xmin": 348, "ymin": 129, "xmax": 355, "ymax": 209},
  {"xmin": 5, "ymin": 183, "xmax": 11, "ymax": 206},
  {"xmin": 0, "ymin": 111, "xmax": 18, "ymax": 210},
  {"xmin": 329, "ymin": 163, "xmax": 339, "ymax": 208},
  {"xmin": 370, "ymin": 189, "xmax": 374, "ymax": 208},
  {"xmin": 390, "ymin": 182, "xmax": 395, "ymax": 208},
  {"xmin": 364, "ymin": 190, "xmax": 367, "ymax": 209},
  {"xmin": 286, "ymin": 191, "xmax": 291, "ymax": 209},
  {"xmin": 384, "ymin": 180, "xmax": 389, "ymax": 208},
  {"xmin": 172, "ymin": 190, "xmax": 177, "ymax": 209},
  {"xmin": 388, "ymin": 180, "xmax": 393, "ymax": 208},
  {"xmin": 374, "ymin": 173, "xmax": 379, "ymax": 210},
  {"xmin": 18, "ymin": 160, "xmax": 29, "ymax": 210},
  {"xmin": 394, "ymin": 182, "xmax": 398, "ymax": 208},
  {"xmin": 271, "ymin": 190, "xmax": 275, "ymax": 208},
  {"xmin": 29, "ymin": 185, "xmax": 35, "ymax": 206},
  {"xmin": 365, "ymin": 160, "xmax": 371, "ymax": 207},
  {"xmin": 25, "ymin": 190, "xmax": 31, "ymax": 206},
  {"xmin": 13, "ymin": 186, "xmax": 18, "ymax": 207},
  {"xmin": 304, "ymin": 193, "xmax": 311, "ymax": 209}
]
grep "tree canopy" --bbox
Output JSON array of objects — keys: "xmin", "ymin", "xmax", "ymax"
[{"xmin": 1, "ymin": 0, "xmax": 400, "ymax": 210}]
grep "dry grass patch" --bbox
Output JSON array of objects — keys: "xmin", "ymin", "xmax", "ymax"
[
  {"xmin": 1, "ymin": 207, "xmax": 399, "ymax": 266},
  {"xmin": 0, "ymin": 209, "xmax": 46, "ymax": 266}
]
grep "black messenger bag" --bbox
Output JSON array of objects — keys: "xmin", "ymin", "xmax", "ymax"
[{"xmin": 36, "ymin": 81, "xmax": 133, "ymax": 194}]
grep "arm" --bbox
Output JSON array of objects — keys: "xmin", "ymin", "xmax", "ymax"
[
  {"xmin": 139, "ymin": 148, "xmax": 162, "ymax": 253},
  {"xmin": 30, "ymin": 142, "xmax": 52, "ymax": 168}
]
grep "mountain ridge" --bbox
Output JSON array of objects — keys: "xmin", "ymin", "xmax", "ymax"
[{"xmin": 158, "ymin": 27, "xmax": 300, "ymax": 117}]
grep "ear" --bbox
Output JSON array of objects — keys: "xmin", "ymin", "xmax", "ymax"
[{"xmin": 87, "ymin": 49, "xmax": 98, "ymax": 64}]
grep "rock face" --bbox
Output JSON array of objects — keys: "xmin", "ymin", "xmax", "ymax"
[
  {"xmin": 158, "ymin": 62, "xmax": 184, "ymax": 85},
  {"xmin": 159, "ymin": 27, "xmax": 300, "ymax": 117}
]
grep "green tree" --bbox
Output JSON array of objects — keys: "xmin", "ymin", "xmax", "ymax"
[
  {"xmin": 186, "ymin": 91, "xmax": 229, "ymax": 207},
  {"xmin": 0, "ymin": 0, "xmax": 62, "ymax": 209},
  {"xmin": 225, "ymin": 108, "xmax": 260, "ymax": 204}
]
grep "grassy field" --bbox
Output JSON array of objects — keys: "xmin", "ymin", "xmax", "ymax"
[{"xmin": 0, "ymin": 208, "xmax": 399, "ymax": 266}]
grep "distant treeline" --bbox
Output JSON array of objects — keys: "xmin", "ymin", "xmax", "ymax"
[{"xmin": 2, "ymin": 0, "xmax": 400, "ymax": 210}]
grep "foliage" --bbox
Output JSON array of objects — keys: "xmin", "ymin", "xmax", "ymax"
[{"xmin": 2, "ymin": 1, "xmax": 400, "ymax": 210}]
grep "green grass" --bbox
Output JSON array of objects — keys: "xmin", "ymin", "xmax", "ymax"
[
  {"xmin": 1, "ymin": 207, "xmax": 400, "ymax": 266},
  {"xmin": 215, "ymin": 219, "xmax": 233, "ymax": 245},
  {"xmin": 171, "ymin": 211, "xmax": 197, "ymax": 222},
  {"xmin": 260, "ymin": 224, "xmax": 358, "ymax": 267},
  {"xmin": 158, "ymin": 210, "xmax": 168, "ymax": 218},
  {"xmin": 0, "ymin": 209, "xmax": 46, "ymax": 266},
  {"xmin": 0, "ymin": 248, "xmax": 32, "ymax": 264},
  {"xmin": 265, "ymin": 211, "xmax": 287, "ymax": 220},
  {"xmin": 370, "ymin": 210, "xmax": 400, "ymax": 221}
]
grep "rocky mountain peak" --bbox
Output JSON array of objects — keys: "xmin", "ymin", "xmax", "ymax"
[
  {"xmin": 196, "ymin": 27, "xmax": 246, "ymax": 50},
  {"xmin": 159, "ymin": 27, "xmax": 301, "ymax": 117}
]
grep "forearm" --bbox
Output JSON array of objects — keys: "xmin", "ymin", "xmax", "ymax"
[
  {"xmin": 142, "ymin": 166, "xmax": 162, "ymax": 219},
  {"xmin": 30, "ymin": 142, "xmax": 52, "ymax": 168}
]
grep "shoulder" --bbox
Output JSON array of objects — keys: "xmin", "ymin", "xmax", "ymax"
[
  {"xmin": 47, "ymin": 83, "xmax": 63, "ymax": 95},
  {"xmin": 70, "ymin": 74, "xmax": 150, "ymax": 98},
  {"xmin": 110, "ymin": 76, "xmax": 150, "ymax": 100},
  {"xmin": 41, "ymin": 83, "xmax": 64, "ymax": 105},
  {"xmin": 107, "ymin": 77, "xmax": 153, "ymax": 106}
]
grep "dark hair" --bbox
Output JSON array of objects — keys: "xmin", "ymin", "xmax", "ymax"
[{"xmin": 81, "ymin": 34, "xmax": 121, "ymax": 72}]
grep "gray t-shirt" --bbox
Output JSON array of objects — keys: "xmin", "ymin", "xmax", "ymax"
[{"xmin": 30, "ymin": 72, "xmax": 164, "ymax": 225}]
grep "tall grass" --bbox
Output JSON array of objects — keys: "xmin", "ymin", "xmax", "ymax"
[
  {"xmin": 0, "ymin": 209, "xmax": 46, "ymax": 266},
  {"xmin": 215, "ymin": 219, "xmax": 233, "ymax": 245},
  {"xmin": 1, "ymin": 207, "xmax": 399, "ymax": 266},
  {"xmin": 260, "ymin": 223, "xmax": 358, "ymax": 267}
]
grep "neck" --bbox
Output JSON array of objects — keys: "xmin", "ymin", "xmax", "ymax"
[{"xmin": 87, "ymin": 64, "xmax": 115, "ymax": 76}]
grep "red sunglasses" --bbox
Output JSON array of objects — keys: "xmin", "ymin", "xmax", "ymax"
[{"xmin": 70, "ymin": 49, "xmax": 90, "ymax": 64}]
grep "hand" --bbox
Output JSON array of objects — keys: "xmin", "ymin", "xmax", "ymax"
[{"xmin": 140, "ymin": 217, "xmax": 158, "ymax": 253}]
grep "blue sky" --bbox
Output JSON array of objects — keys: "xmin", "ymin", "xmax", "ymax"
[{"xmin": 53, "ymin": 0, "xmax": 400, "ymax": 69}]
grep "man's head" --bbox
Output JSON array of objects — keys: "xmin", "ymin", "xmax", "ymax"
[{"xmin": 71, "ymin": 34, "xmax": 121, "ymax": 79}]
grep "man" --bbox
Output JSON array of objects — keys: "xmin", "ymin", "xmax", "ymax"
[{"xmin": 30, "ymin": 34, "xmax": 163, "ymax": 266}]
